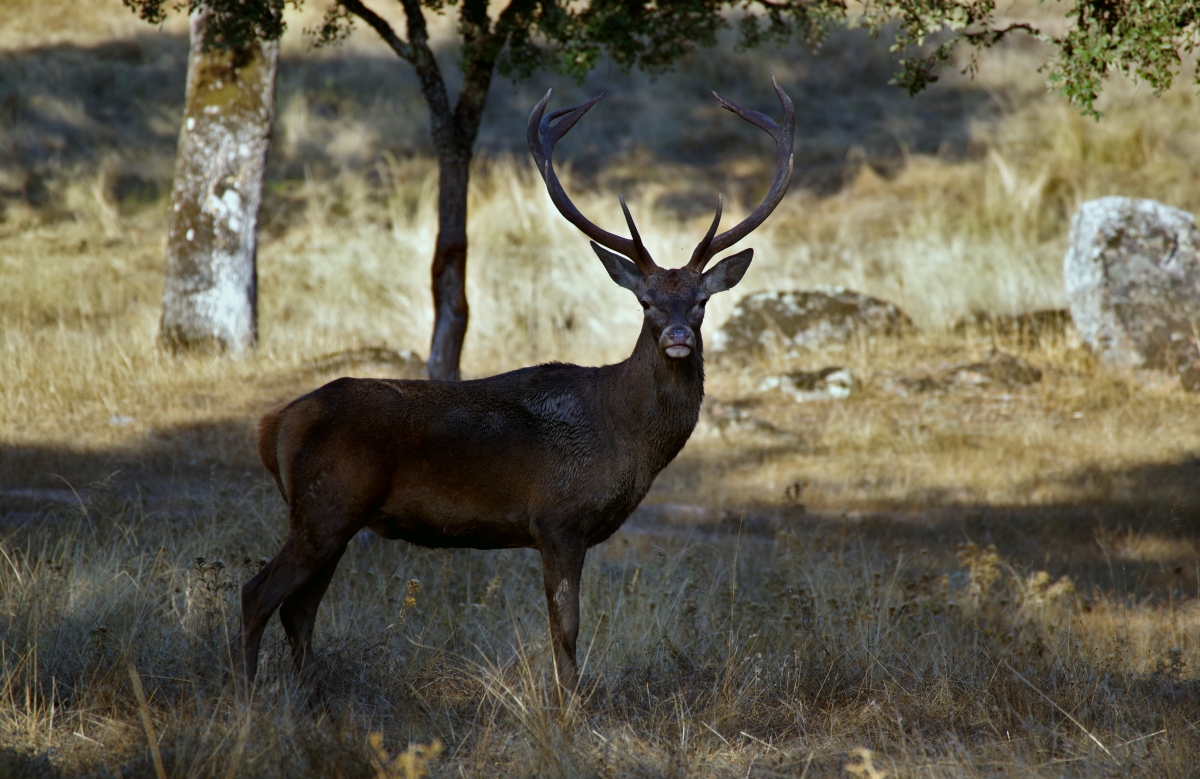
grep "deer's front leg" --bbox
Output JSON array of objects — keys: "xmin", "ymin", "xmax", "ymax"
[{"xmin": 537, "ymin": 534, "xmax": 586, "ymax": 700}]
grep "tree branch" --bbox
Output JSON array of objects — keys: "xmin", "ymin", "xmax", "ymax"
[
  {"xmin": 393, "ymin": 0, "xmax": 456, "ymax": 152},
  {"xmin": 395, "ymin": 0, "xmax": 430, "ymax": 47},
  {"xmin": 452, "ymin": 0, "xmax": 534, "ymax": 150},
  {"xmin": 336, "ymin": 0, "xmax": 455, "ymax": 150},
  {"xmin": 491, "ymin": 0, "xmax": 534, "ymax": 42},
  {"xmin": 748, "ymin": 0, "xmax": 844, "ymax": 11},
  {"xmin": 960, "ymin": 22, "xmax": 1053, "ymax": 47},
  {"xmin": 337, "ymin": 0, "xmax": 414, "ymax": 60}
]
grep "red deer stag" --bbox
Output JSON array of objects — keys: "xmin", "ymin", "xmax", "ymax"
[{"xmin": 240, "ymin": 78, "xmax": 794, "ymax": 697}]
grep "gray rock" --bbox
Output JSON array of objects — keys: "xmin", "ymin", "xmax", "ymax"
[
  {"xmin": 885, "ymin": 352, "xmax": 1042, "ymax": 395},
  {"xmin": 756, "ymin": 366, "xmax": 857, "ymax": 401},
  {"xmin": 711, "ymin": 288, "xmax": 911, "ymax": 360},
  {"xmin": 695, "ymin": 399, "xmax": 798, "ymax": 443},
  {"xmin": 950, "ymin": 353, "xmax": 1042, "ymax": 389},
  {"xmin": 1064, "ymin": 197, "xmax": 1200, "ymax": 390}
]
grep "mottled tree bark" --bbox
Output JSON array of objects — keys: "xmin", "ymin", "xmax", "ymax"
[{"xmin": 160, "ymin": 9, "xmax": 278, "ymax": 354}]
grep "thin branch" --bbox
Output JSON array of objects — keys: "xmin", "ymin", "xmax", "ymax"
[
  {"xmin": 338, "ymin": 0, "xmax": 414, "ymax": 60},
  {"xmin": 748, "ymin": 0, "xmax": 847, "ymax": 11},
  {"xmin": 491, "ymin": 0, "xmax": 533, "ymax": 43},
  {"xmin": 962, "ymin": 22, "xmax": 1055, "ymax": 47},
  {"xmin": 342, "ymin": 0, "xmax": 454, "ymax": 148},
  {"xmin": 452, "ymin": 0, "xmax": 532, "ymax": 143}
]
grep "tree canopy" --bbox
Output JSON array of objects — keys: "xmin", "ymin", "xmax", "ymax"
[
  {"xmin": 124, "ymin": 0, "xmax": 296, "ymax": 49},
  {"xmin": 126, "ymin": 1, "xmax": 1200, "ymax": 122},
  {"xmin": 861, "ymin": 1, "xmax": 1200, "ymax": 117},
  {"xmin": 126, "ymin": 0, "xmax": 848, "ymax": 78}
]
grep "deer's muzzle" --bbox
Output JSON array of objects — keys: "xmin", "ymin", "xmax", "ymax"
[{"xmin": 659, "ymin": 327, "xmax": 696, "ymax": 358}]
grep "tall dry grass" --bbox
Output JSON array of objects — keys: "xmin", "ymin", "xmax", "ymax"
[{"xmin": 1, "ymin": 489, "xmax": 1197, "ymax": 778}]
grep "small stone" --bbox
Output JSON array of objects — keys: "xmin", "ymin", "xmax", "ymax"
[
  {"xmin": 757, "ymin": 366, "xmax": 856, "ymax": 402},
  {"xmin": 885, "ymin": 352, "xmax": 1041, "ymax": 395},
  {"xmin": 950, "ymin": 352, "xmax": 1042, "ymax": 388},
  {"xmin": 891, "ymin": 375, "xmax": 941, "ymax": 395}
]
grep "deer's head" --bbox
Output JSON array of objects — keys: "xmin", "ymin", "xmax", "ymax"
[{"xmin": 528, "ymin": 79, "xmax": 795, "ymax": 360}]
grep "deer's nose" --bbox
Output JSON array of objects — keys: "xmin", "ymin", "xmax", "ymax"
[{"xmin": 659, "ymin": 327, "xmax": 695, "ymax": 358}]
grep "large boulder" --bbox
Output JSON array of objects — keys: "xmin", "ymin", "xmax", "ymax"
[
  {"xmin": 1064, "ymin": 197, "xmax": 1200, "ymax": 391},
  {"xmin": 711, "ymin": 288, "xmax": 911, "ymax": 360}
]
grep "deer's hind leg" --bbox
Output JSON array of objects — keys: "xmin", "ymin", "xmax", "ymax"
[
  {"xmin": 239, "ymin": 536, "xmax": 339, "ymax": 689},
  {"xmin": 279, "ymin": 546, "xmax": 346, "ymax": 687},
  {"xmin": 239, "ymin": 503, "xmax": 360, "ymax": 691}
]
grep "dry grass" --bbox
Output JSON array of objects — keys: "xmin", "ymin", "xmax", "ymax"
[
  {"xmin": 0, "ymin": 481, "xmax": 1197, "ymax": 778},
  {"xmin": 2, "ymin": 1, "xmax": 1200, "ymax": 777}
]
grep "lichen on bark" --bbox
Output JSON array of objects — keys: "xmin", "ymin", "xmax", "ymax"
[{"xmin": 159, "ymin": 8, "xmax": 277, "ymax": 354}]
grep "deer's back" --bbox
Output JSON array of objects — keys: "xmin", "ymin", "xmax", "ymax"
[{"xmin": 264, "ymin": 364, "xmax": 654, "ymax": 549}]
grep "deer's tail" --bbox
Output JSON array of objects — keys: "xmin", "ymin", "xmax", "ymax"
[{"xmin": 257, "ymin": 409, "xmax": 288, "ymax": 503}]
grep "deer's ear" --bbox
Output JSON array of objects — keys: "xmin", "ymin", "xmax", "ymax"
[
  {"xmin": 703, "ymin": 248, "xmax": 753, "ymax": 294},
  {"xmin": 591, "ymin": 242, "xmax": 643, "ymax": 291}
]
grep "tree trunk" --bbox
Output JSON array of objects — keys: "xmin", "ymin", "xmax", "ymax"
[
  {"xmin": 427, "ymin": 153, "xmax": 471, "ymax": 381},
  {"xmin": 159, "ymin": 9, "xmax": 278, "ymax": 354}
]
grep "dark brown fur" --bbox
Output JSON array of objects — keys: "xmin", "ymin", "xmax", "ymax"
[
  {"xmin": 239, "ymin": 266, "xmax": 749, "ymax": 698},
  {"xmin": 257, "ymin": 410, "xmax": 286, "ymax": 502},
  {"xmin": 239, "ymin": 84, "xmax": 791, "ymax": 701}
]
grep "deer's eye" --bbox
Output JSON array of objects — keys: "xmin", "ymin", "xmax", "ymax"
[{"xmin": 639, "ymin": 300, "xmax": 650, "ymax": 310}]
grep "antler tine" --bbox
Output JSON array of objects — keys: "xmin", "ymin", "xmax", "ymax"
[
  {"xmin": 687, "ymin": 77, "xmax": 795, "ymax": 271},
  {"xmin": 618, "ymin": 195, "xmax": 654, "ymax": 268},
  {"xmin": 685, "ymin": 194, "xmax": 723, "ymax": 270},
  {"xmin": 528, "ymin": 90, "xmax": 657, "ymax": 271}
]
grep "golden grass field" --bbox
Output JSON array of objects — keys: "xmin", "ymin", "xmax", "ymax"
[{"xmin": 1, "ymin": 1, "xmax": 1199, "ymax": 776}]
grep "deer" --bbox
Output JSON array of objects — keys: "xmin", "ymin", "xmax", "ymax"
[{"xmin": 239, "ymin": 78, "xmax": 795, "ymax": 700}]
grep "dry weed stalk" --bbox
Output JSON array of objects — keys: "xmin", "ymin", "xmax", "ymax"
[
  {"xmin": 367, "ymin": 733, "xmax": 442, "ymax": 779},
  {"xmin": 844, "ymin": 747, "xmax": 890, "ymax": 779}
]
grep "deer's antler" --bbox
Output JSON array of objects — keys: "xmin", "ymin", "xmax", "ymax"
[
  {"xmin": 528, "ymin": 91, "xmax": 659, "ymax": 272},
  {"xmin": 686, "ymin": 77, "xmax": 795, "ymax": 272}
]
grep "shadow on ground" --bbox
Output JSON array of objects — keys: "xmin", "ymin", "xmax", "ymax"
[
  {"xmin": 0, "ymin": 26, "xmax": 1000, "ymax": 216},
  {"xmin": 650, "ymin": 452, "xmax": 1200, "ymax": 603},
  {"xmin": 2, "ymin": 418, "xmax": 1196, "ymax": 601}
]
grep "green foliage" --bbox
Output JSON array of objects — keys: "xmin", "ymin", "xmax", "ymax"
[
  {"xmin": 859, "ymin": 1, "xmax": 1037, "ymax": 96},
  {"xmin": 131, "ymin": 0, "xmax": 848, "ymax": 84},
  {"xmin": 864, "ymin": 1, "xmax": 1200, "ymax": 118},
  {"xmin": 1053, "ymin": 1, "xmax": 1200, "ymax": 116},
  {"xmin": 123, "ymin": 0, "xmax": 298, "ymax": 49},
  {"xmin": 524, "ymin": 0, "xmax": 847, "ymax": 82},
  {"xmin": 128, "ymin": 0, "xmax": 1200, "ymax": 120}
]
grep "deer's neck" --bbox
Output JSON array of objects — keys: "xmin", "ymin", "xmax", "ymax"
[{"xmin": 610, "ymin": 320, "xmax": 705, "ymax": 473}]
